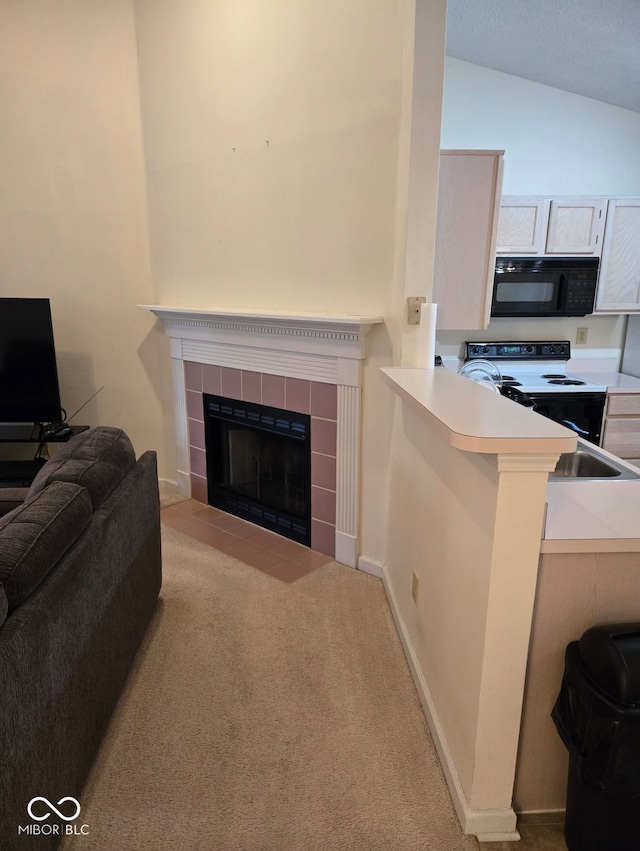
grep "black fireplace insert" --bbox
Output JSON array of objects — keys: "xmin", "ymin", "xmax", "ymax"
[{"xmin": 204, "ymin": 394, "xmax": 311, "ymax": 546}]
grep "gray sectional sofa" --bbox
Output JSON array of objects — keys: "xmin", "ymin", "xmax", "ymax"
[{"xmin": 0, "ymin": 427, "xmax": 162, "ymax": 851}]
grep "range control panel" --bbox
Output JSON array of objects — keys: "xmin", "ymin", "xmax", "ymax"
[{"xmin": 465, "ymin": 341, "xmax": 571, "ymax": 361}]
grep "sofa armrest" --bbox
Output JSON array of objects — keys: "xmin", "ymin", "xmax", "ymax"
[{"xmin": 0, "ymin": 488, "xmax": 29, "ymax": 517}]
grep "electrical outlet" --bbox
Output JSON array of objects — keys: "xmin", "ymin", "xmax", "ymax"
[
  {"xmin": 411, "ymin": 572, "xmax": 420, "ymax": 605},
  {"xmin": 576, "ymin": 327, "xmax": 588, "ymax": 345}
]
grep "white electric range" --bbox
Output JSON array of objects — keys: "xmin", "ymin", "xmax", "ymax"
[{"xmin": 463, "ymin": 340, "xmax": 607, "ymax": 444}]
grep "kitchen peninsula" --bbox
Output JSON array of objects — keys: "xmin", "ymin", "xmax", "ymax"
[
  {"xmin": 381, "ymin": 364, "xmax": 640, "ymax": 838},
  {"xmin": 380, "ymin": 365, "xmax": 575, "ymax": 842}
]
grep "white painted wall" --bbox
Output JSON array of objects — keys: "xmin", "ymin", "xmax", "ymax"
[
  {"xmin": 134, "ymin": 0, "xmax": 406, "ymax": 315},
  {"xmin": 0, "ymin": 0, "xmax": 167, "ymax": 468},
  {"xmin": 133, "ymin": 0, "xmax": 447, "ymax": 565},
  {"xmin": 441, "ymin": 58, "xmax": 640, "ymax": 196},
  {"xmin": 0, "ymin": 0, "xmax": 448, "ymax": 522}
]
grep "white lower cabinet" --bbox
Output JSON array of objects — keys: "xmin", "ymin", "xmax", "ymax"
[{"xmin": 601, "ymin": 392, "xmax": 640, "ymax": 465}]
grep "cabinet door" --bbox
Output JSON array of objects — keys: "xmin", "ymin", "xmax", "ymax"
[
  {"xmin": 601, "ymin": 392, "xmax": 640, "ymax": 458},
  {"xmin": 545, "ymin": 198, "xmax": 606, "ymax": 254},
  {"xmin": 602, "ymin": 417, "xmax": 640, "ymax": 459},
  {"xmin": 496, "ymin": 197, "xmax": 550, "ymax": 254},
  {"xmin": 433, "ymin": 150, "xmax": 504, "ymax": 331},
  {"xmin": 595, "ymin": 199, "xmax": 640, "ymax": 312}
]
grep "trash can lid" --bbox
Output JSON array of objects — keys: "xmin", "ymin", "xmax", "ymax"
[{"xmin": 579, "ymin": 622, "xmax": 640, "ymax": 705}]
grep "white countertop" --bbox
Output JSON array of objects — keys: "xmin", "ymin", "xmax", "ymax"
[
  {"xmin": 571, "ymin": 370, "xmax": 640, "ymax": 392},
  {"xmin": 381, "ymin": 367, "xmax": 577, "ymax": 454}
]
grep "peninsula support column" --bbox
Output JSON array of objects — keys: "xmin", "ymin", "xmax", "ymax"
[{"xmin": 469, "ymin": 453, "xmax": 560, "ymax": 842}]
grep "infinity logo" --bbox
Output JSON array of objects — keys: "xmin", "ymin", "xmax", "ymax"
[{"xmin": 27, "ymin": 797, "xmax": 81, "ymax": 822}]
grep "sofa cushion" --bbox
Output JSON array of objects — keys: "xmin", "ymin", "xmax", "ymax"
[
  {"xmin": 27, "ymin": 426, "xmax": 136, "ymax": 509},
  {"xmin": 0, "ymin": 584, "xmax": 7, "ymax": 628},
  {"xmin": 0, "ymin": 481, "xmax": 92, "ymax": 613}
]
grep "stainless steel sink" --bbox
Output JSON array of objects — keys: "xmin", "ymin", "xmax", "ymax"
[{"xmin": 550, "ymin": 446, "xmax": 640, "ymax": 480}]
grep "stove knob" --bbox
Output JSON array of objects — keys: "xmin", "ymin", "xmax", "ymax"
[
  {"xmin": 471, "ymin": 345, "xmax": 480, "ymax": 355},
  {"xmin": 558, "ymin": 344, "xmax": 566, "ymax": 354},
  {"xmin": 482, "ymin": 346, "xmax": 490, "ymax": 354},
  {"xmin": 549, "ymin": 345, "xmax": 556, "ymax": 354},
  {"xmin": 525, "ymin": 345, "xmax": 533, "ymax": 353}
]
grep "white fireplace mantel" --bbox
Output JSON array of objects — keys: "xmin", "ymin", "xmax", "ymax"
[{"xmin": 140, "ymin": 304, "xmax": 384, "ymax": 567}]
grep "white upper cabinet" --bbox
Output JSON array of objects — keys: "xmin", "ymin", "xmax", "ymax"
[
  {"xmin": 433, "ymin": 150, "xmax": 504, "ymax": 331},
  {"xmin": 497, "ymin": 197, "xmax": 606, "ymax": 256},
  {"xmin": 595, "ymin": 199, "xmax": 640, "ymax": 312},
  {"xmin": 545, "ymin": 198, "xmax": 606, "ymax": 254},
  {"xmin": 496, "ymin": 198, "xmax": 550, "ymax": 254}
]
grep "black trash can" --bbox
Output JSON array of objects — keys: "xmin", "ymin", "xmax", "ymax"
[{"xmin": 552, "ymin": 622, "xmax": 640, "ymax": 851}]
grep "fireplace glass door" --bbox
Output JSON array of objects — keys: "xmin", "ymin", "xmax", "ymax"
[{"xmin": 204, "ymin": 394, "xmax": 311, "ymax": 545}]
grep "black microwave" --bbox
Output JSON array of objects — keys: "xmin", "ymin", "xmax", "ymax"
[{"xmin": 491, "ymin": 257, "xmax": 599, "ymax": 318}]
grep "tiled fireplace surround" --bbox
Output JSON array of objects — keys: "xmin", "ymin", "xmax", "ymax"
[
  {"xmin": 185, "ymin": 365, "xmax": 338, "ymax": 557},
  {"xmin": 144, "ymin": 306, "xmax": 383, "ymax": 568}
]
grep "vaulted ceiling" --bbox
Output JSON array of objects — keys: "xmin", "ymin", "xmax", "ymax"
[{"xmin": 445, "ymin": 0, "xmax": 640, "ymax": 113}]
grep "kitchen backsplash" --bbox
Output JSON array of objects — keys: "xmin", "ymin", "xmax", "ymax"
[{"xmin": 436, "ymin": 314, "xmax": 627, "ymax": 362}]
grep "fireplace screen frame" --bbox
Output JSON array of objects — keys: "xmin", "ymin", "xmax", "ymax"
[{"xmin": 204, "ymin": 393, "xmax": 312, "ymax": 546}]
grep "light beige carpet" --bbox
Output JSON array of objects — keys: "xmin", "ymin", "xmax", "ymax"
[{"xmin": 61, "ymin": 522, "xmax": 478, "ymax": 851}]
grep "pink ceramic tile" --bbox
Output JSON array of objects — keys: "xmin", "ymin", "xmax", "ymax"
[
  {"xmin": 311, "ymin": 452, "xmax": 336, "ymax": 491},
  {"xmin": 190, "ymin": 474, "xmax": 208, "ymax": 504},
  {"xmin": 184, "ymin": 361, "xmax": 203, "ymax": 392},
  {"xmin": 243, "ymin": 549, "xmax": 289, "ymax": 572},
  {"xmin": 188, "ymin": 418, "xmax": 205, "ymax": 450},
  {"xmin": 311, "ymin": 382, "xmax": 337, "ymax": 419},
  {"xmin": 311, "ymin": 418, "xmax": 337, "ymax": 456},
  {"xmin": 242, "ymin": 371, "xmax": 262, "ymax": 404},
  {"xmin": 311, "ymin": 520, "xmax": 336, "ymax": 558},
  {"xmin": 265, "ymin": 562, "xmax": 312, "ymax": 583},
  {"xmin": 203, "ymin": 364, "xmax": 222, "ymax": 396},
  {"xmin": 285, "ymin": 378, "xmax": 311, "ymax": 414},
  {"xmin": 190, "ymin": 446, "xmax": 207, "ymax": 478},
  {"xmin": 262, "ymin": 374, "xmax": 286, "ymax": 409},
  {"xmin": 220, "ymin": 539, "xmax": 264, "ymax": 562},
  {"xmin": 186, "ymin": 390, "xmax": 204, "ymax": 422},
  {"xmin": 185, "ymin": 522, "xmax": 239, "ymax": 549},
  {"xmin": 266, "ymin": 539, "xmax": 310, "ymax": 560},
  {"xmin": 221, "ymin": 367, "xmax": 242, "ymax": 399},
  {"xmin": 210, "ymin": 513, "xmax": 252, "ymax": 532},
  {"xmin": 288, "ymin": 549, "xmax": 333, "ymax": 570},
  {"xmin": 173, "ymin": 499, "xmax": 207, "ymax": 515},
  {"xmin": 161, "ymin": 512, "xmax": 200, "ymax": 532},
  {"xmin": 192, "ymin": 506, "xmax": 225, "ymax": 524},
  {"xmin": 245, "ymin": 528, "xmax": 284, "ymax": 548},
  {"xmin": 311, "ymin": 486, "xmax": 336, "ymax": 525},
  {"xmin": 160, "ymin": 504, "xmax": 190, "ymax": 519}
]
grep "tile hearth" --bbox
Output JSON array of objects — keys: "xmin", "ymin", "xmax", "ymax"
[{"xmin": 161, "ymin": 499, "xmax": 334, "ymax": 583}]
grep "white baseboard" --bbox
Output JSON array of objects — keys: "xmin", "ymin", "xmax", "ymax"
[
  {"xmin": 175, "ymin": 470, "xmax": 190, "ymax": 497},
  {"xmin": 335, "ymin": 531, "xmax": 357, "ymax": 568},
  {"xmin": 381, "ymin": 565, "xmax": 519, "ymax": 842},
  {"xmin": 356, "ymin": 554, "xmax": 385, "ymax": 579}
]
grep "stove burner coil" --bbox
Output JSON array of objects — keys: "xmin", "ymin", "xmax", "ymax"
[
  {"xmin": 542, "ymin": 373, "xmax": 566, "ymax": 379},
  {"xmin": 547, "ymin": 379, "xmax": 586, "ymax": 386}
]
